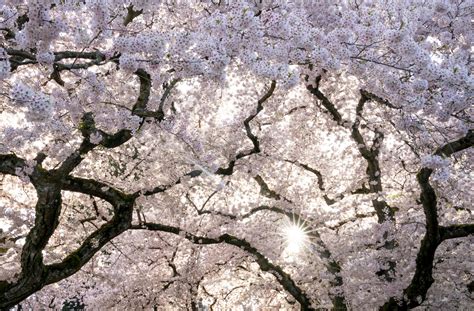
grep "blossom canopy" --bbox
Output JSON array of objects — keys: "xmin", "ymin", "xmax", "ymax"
[{"xmin": 0, "ymin": 0, "xmax": 473, "ymax": 310}]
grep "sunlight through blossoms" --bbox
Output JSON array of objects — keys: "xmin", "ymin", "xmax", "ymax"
[
  {"xmin": 0, "ymin": 0, "xmax": 472, "ymax": 310},
  {"xmin": 282, "ymin": 222, "xmax": 309, "ymax": 255}
]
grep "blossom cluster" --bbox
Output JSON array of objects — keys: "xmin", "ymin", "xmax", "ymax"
[
  {"xmin": 0, "ymin": 48, "xmax": 10, "ymax": 79},
  {"xmin": 10, "ymin": 82, "xmax": 53, "ymax": 120},
  {"xmin": 421, "ymin": 155, "xmax": 451, "ymax": 182}
]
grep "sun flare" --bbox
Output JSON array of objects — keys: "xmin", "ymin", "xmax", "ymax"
[{"xmin": 282, "ymin": 222, "xmax": 310, "ymax": 254}]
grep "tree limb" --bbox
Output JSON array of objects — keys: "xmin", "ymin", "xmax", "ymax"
[
  {"xmin": 382, "ymin": 129, "xmax": 474, "ymax": 309},
  {"xmin": 130, "ymin": 222, "xmax": 315, "ymax": 310}
]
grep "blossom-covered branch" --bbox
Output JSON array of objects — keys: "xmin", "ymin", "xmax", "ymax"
[
  {"xmin": 130, "ymin": 222, "xmax": 315, "ymax": 310},
  {"xmin": 383, "ymin": 130, "xmax": 474, "ymax": 309}
]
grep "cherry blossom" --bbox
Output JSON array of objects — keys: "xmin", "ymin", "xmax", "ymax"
[{"xmin": 0, "ymin": 1, "xmax": 472, "ymax": 310}]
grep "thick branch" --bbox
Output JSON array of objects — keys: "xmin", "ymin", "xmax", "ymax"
[
  {"xmin": 0, "ymin": 177, "xmax": 62, "ymax": 308},
  {"xmin": 435, "ymin": 129, "xmax": 474, "ymax": 157},
  {"xmin": 46, "ymin": 200, "xmax": 134, "ymax": 284},
  {"xmin": 439, "ymin": 224, "xmax": 474, "ymax": 241},
  {"xmin": 62, "ymin": 176, "xmax": 132, "ymax": 206},
  {"xmin": 0, "ymin": 174, "xmax": 135, "ymax": 309},
  {"xmin": 123, "ymin": 5, "xmax": 143, "ymax": 26},
  {"xmin": 382, "ymin": 130, "xmax": 474, "ymax": 309},
  {"xmin": 306, "ymin": 82, "xmax": 343, "ymax": 124},
  {"xmin": 0, "ymin": 154, "xmax": 26, "ymax": 175},
  {"xmin": 359, "ymin": 90, "xmax": 401, "ymax": 110},
  {"xmin": 7, "ymin": 48, "xmax": 109, "ymax": 73}
]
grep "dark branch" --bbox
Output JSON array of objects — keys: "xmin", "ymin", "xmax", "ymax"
[
  {"xmin": 131, "ymin": 222, "xmax": 315, "ymax": 310},
  {"xmin": 306, "ymin": 82, "xmax": 343, "ymax": 124},
  {"xmin": 62, "ymin": 176, "xmax": 131, "ymax": 206},
  {"xmin": 46, "ymin": 200, "xmax": 134, "ymax": 284},
  {"xmin": 123, "ymin": 5, "xmax": 143, "ymax": 26},
  {"xmin": 439, "ymin": 224, "xmax": 474, "ymax": 241},
  {"xmin": 306, "ymin": 82, "xmax": 395, "ymax": 222},
  {"xmin": 360, "ymin": 90, "xmax": 401, "ymax": 110},
  {"xmin": 254, "ymin": 175, "xmax": 284, "ymax": 201},
  {"xmin": 191, "ymin": 197, "xmax": 346, "ymax": 309},
  {"xmin": 0, "ymin": 154, "xmax": 26, "ymax": 176},
  {"xmin": 435, "ymin": 129, "xmax": 474, "ymax": 157},
  {"xmin": 382, "ymin": 129, "xmax": 474, "ymax": 309}
]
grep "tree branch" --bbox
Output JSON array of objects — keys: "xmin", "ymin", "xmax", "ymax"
[
  {"xmin": 382, "ymin": 129, "xmax": 474, "ymax": 309},
  {"xmin": 307, "ymin": 81, "xmax": 395, "ymax": 222},
  {"xmin": 191, "ymin": 195, "xmax": 347, "ymax": 310},
  {"xmin": 0, "ymin": 154, "xmax": 26, "ymax": 176},
  {"xmin": 130, "ymin": 222, "xmax": 315, "ymax": 310},
  {"xmin": 439, "ymin": 224, "xmax": 474, "ymax": 241},
  {"xmin": 0, "ymin": 175, "xmax": 62, "ymax": 308},
  {"xmin": 46, "ymin": 200, "xmax": 134, "ymax": 284}
]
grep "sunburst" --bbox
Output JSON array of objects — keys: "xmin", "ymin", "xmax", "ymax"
[{"xmin": 280, "ymin": 214, "xmax": 313, "ymax": 256}]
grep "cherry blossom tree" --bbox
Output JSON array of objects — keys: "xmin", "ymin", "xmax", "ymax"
[{"xmin": 0, "ymin": 0, "xmax": 473, "ymax": 309}]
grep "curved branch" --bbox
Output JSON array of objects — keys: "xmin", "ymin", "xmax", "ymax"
[
  {"xmin": 123, "ymin": 5, "xmax": 143, "ymax": 26},
  {"xmin": 435, "ymin": 129, "xmax": 474, "ymax": 157},
  {"xmin": 62, "ymin": 176, "xmax": 131, "ymax": 206},
  {"xmin": 284, "ymin": 159, "xmax": 370, "ymax": 206},
  {"xmin": 216, "ymin": 80, "xmax": 276, "ymax": 175},
  {"xmin": 131, "ymin": 222, "xmax": 315, "ymax": 310},
  {"xmin": 0, "ymin": 175, "xmax": 135, "ymax": 309},
  {"xmin": 306, "ymin": 82, "xmax": 343, "ymax": 124},
  {"xmin": 307, "ymin": 82, "xmax": 395, "ymax": 222},
  {"xmin": 193, "ymin": 198, "xmax": 346, "ymax": 310},
  {"xmin": 46, "ymin": 200, "xmax": 134, "ymax": 284},
  {"xmin": 359, "ymin": 90, "xmax": 401, "ymax": 110},
  {"xmin": 54, "ymin": 69, "xmax": 151, "ymax": 176},
  {"xmin": 0, "ymin": 179, "xmax": 62, "ymax": 308}
]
